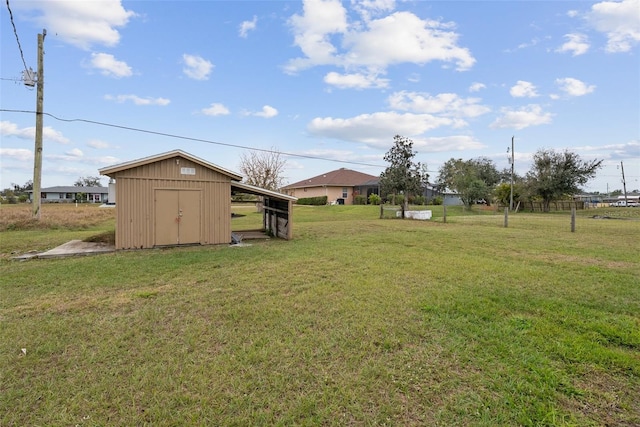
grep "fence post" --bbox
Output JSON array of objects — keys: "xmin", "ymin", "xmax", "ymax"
[
  {"xmin": 380, "ymin": 202, "xmax": 383, "ymax": 219},
  {"xmin": 504, "ymin": 207, "xmax": 509, "ymax": 228},
  {"xmin": 443, "ymin": 203, "xmax": 447, "ymax": 223},
  {"xmin": 571, "ymin": 207, "xmax": 576, "ymax": 232}
]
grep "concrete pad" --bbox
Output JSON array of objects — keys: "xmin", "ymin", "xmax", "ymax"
[{"xmin": 13, "ymin": 240, "xmax": 115, "ymax": 260}]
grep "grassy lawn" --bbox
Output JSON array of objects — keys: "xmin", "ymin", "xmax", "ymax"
[{"xmin": 1, "ymin": 204, "xmax": 638, "ymax": 426}]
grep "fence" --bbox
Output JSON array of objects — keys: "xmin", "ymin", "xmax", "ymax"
[
  {"xmin": 517, "ymin": 201, "xmax": 585, "ymax": 212},
  {"xmin": 378, "ymin": 203, "xmax": 640, "ymax": 236}
]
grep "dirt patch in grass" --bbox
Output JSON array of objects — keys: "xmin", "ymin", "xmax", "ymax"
[
  {"xmin": 530, "ymin": 253, "xmax": 637, "ymax": 270},
  {"xmin": 560, "ymin": 370, "xmax": 640, "ymax": 426},
  {"xmin": 83, "ymin": 230, "xmax": 115, "ymax": 245}
]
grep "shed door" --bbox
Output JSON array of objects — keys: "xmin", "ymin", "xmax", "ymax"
[{"xmin": 155, "ymin": 189, "xmax": 201, "ymax": 246}]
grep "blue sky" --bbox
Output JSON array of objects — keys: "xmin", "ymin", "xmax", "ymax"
[{"xmin": 1, "ymin": 0, "xmax": 639, "ymax": 193}]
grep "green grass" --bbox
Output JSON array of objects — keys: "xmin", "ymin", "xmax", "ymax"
[{"xmin": 1, "ymin": 205, "xmax": 638, "ymax": 426}]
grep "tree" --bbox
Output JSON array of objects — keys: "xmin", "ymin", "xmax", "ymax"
[
  {"xmin": 525, "ymin": 148, "xmax": 602, "ymax": 212},
  {"xmin": 379, "ymin": 135, "xmax": 426, "ymax": 217},
  {"xmin": 437, "ymin": 157, "xmax": 500, "ymax": 208},
  {"xmin": 239, "ymin": 149, "xmax": 287, "ymax": 191},
  {"xmin": 74, "ymin": 176, "xmax": 103, "ymax": 187}
]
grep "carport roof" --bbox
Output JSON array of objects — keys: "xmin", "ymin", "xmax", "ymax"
[
  {"xmin": 99, "ymin": 149, "xmax": 243, "ymax": 181},
  {"xmin": 232, "ymin": 181, "xmax": 297, "ymax": 202}
]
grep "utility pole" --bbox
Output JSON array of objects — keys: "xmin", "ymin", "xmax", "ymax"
[
  {"xmin": 509, "ymin": 136, "xmax": 514, "ymax": 211},
  {"xmin": 620, "ymin": 161, "xmax": 628, "ymax": 206},
  {"xmin": 32, "ymin": 29, "xmax": 46, "ymax": 219}
]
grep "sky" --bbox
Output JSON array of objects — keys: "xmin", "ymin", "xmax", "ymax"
[{"xmin": 1, "ymin": 0, "xmax": 639, "ymax": 194}]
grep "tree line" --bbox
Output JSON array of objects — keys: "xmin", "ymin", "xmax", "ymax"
[{"xmin": 380, "ymin": 135, "xmax": 604, "ymax": 213}]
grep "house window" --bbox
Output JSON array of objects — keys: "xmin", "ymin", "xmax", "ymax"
[
  {"xmin": 66, "ymin": 193, "xmax": 73, "ymax": 199},
  {"xmin": 41, "ymin": 193, "xmax": 46, "ymax": 199},
  {"xmin": 59, "ymin": 193, "xmax": 65, "ymax": 199},
  {"xmin": 342, "ymin": 187, "xmax": 348, "ymax": 198}
]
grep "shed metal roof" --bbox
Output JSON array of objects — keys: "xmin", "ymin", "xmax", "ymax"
[
  {"xmin": 99, "ymin": 149, "xmax": 243, "ymax": 181},
  {"xmin": 232, "ymin": 182, "xmax": 297, "ymax": 201}
]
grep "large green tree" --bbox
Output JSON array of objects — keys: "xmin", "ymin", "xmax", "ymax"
[
  {"xmin": 437, "ymin": 157, "xmax": 500, "ymax": 208},
  {"xmin": 379, "ymin": 135, "xmax": 427, "ymax": 216},
  {"xmin": 526, "ymin": 149, "xmax": 602, "ymax": 212}
]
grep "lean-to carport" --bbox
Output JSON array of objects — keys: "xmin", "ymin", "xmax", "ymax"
[{"xmin": 231, "ymin": 182, "xmax": 297, "ymax": 240}]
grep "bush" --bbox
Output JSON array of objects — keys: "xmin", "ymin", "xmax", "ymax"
[
  {"xmin": 413, "ymin": 195, "xmax": 426, "ymax": 205},
  {"xmin": 431, "ymin": 196, "xmax": 443, "ymax": 206},
  {"xmin": 296, "ymin": 196, "xmax": 328, "ymax": 206},
  {"xmin": 368, "ymin": 194, "xmax": 381, "ymax": 205},
  {"xmin": 387, "ymin": 194, "xmax": 404, "ymax": 205},
  {"xmin": 354, "ymin": 195, "xmax": 367, "ymax": 205}
]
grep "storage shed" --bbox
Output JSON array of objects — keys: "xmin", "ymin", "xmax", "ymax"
[{"xmin": 99, "ymin": 150, "xmax": 296, "ymax": 249}]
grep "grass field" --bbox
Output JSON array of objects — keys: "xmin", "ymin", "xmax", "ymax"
[{"xmin": 1, "ymin": 203, "xmax": 639, "ymax": 426}]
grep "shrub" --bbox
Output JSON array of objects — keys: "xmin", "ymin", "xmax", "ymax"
[
  {"xmin": 354, "ymin": 195, "xmax": 367, "ymax": 205},
  {"xmin": 413, "ymin": 195, "xmax": 426, "ymax": 205},
  {"xmin": 388, "ymin": 194, "xmax": 404, "ymax": 205},
  {"xmin": 431, "ymin": 196, "xmax": 443, "ymax": 206},
  {"xmin": 368, "ymin": 194, "xmax": 381, "ymax": 205},
  {"xmin": 296, "ymin": 196, "xmax": 328, "ymax": 206}
]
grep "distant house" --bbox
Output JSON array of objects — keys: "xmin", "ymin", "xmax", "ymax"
[
  {"xmin": 281, "ymin": 168, "xmax": 379, "ymax": 205},
  {"xmin": 28, "ymin": 186, "xmax": 109, "ymax": 203}
]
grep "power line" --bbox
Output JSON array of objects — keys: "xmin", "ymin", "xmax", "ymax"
[
  {"xmin": 5, "ymin": 0, "xmax": 30, "ymax": 74},
  {"xmin": 0, "ymin": 108, "xmax": 391, "ymax": 169}
]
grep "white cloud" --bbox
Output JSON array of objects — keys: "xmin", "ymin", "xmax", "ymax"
[
  {"xmin": 575, "ymin": 140, "xmax": 640, "ymax": 159},
  {"xmin": 286, "ymin": 0, "xmax": 349, "ymax": 72},
  {"xmin": 87, "ymin": 139, "xmax": 111, "ymax": 149},
  {"xmin": 510, "ymin": 81, "xmax": 539, "ymax": 98},
  {"xmin": 89, "ymin": 53, "xmax": 132, "ymax": 78},
  {"xmin": 67, "ymin": 148, "xmax": 84, "ymax": 157},
  {"xmin": 555, "ymin": 77, "xmax": 596, "ymax": 96},
  {"xmin": 324, "ymin": 71, "xmax": 389, "ymax": 89},
  {"xmin": 285, "ymin": 2, "xmax": 475, "ymax": 77},
  {"xmin": 342, "ymin": 12, "xmax": 475, "ymax": 71},
  {"xmin": 388, "ymin": 91, "xmax": 490, "ymax": 118},
  {"xmin": 182, "ymin": 54, "xmax": 214, "ymax": 80},
  {"xmin": 556, "ymin": 33, "xmax": 590, "ymax": 56},
  {"xmin": 411, "ymin": 135, "xmax": 486, "ymax": 152},
  {"xmin": 308, "ymin": 112, "xmax": 455, "ymax": 147},
  {"xmin": 587, "ymin": 0, "xmax": 640, "ymax": 53},
  {"xmin": 16, "ymin": 1, "xmax": 136, "ymax": 49},
  {"xmin": 1, "ymin": 120, "xmax": 70, "ymax": 144},
  {"xmin": 202, "ymin": 103, "xmax": 230, "ymax": 116},
  {"xmin": 104, "ymin": 94, "xmax": 170, "ymax": 106},
  {"xmin": 490, "ymin": 104, "xmax": 553, "ymax": 130},
  {"xmin": 0, "ymin": 148, "xmax": 33, "ymax": 162},
  {"xmin": 352, "ymin": 0, "xmax": 396, "ymax": 21},
  {"xmin": 253, "ymin": 105, "xmax": 279, "ymax": 118},
  {"xmin": 469, "ymin": 82, "xmax": 486, "ymax": 92},
  {"xmin": 239, "ymin": 15, "xmax": 258, "ymax": 38}
]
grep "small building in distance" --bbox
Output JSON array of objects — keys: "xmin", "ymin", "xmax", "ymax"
[
  {"xmin": 28, "ymin": 186, "xmax": 109, "ymax": 203},
  {"xmin": 99, "ymin": 150, "xmax": 296, "ymax": 250}
]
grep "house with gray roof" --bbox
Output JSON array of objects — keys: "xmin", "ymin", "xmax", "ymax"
[{"xmin": 28, "ymin": 186, "xmax": 109, "ymax": 203}]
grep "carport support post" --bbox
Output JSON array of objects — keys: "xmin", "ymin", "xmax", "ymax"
[
  {"xmin": 571, "ymin": 207, "xmax": 576, "ymax": 233},
  {"xmin": 504, "ymin": 207, "xmax": 508, "ymax": 228}
]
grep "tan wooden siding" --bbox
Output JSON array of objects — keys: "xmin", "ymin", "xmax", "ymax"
[{"xmin": 113, "ymin": 158, "xmax": 232, "ymax": 249}]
